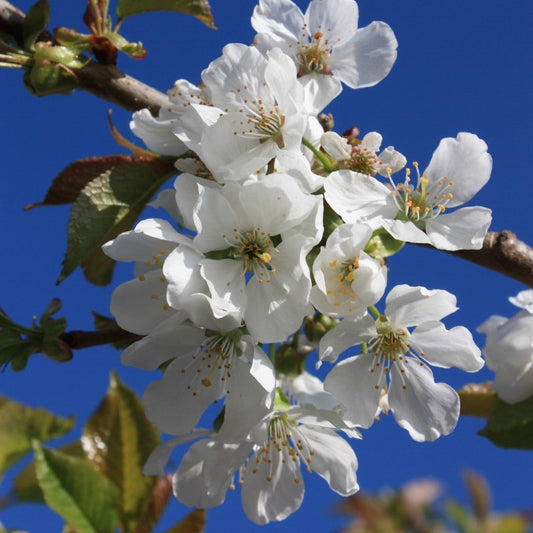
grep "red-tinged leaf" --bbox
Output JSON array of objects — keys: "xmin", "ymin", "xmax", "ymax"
[
  {"xmin": 25, "ymin": 155, "xmax": 142, "ymax": 210},
  {"xmin": 116, "ymin": 0, "xmax": 215, "ymax": 29},
  {"xmin": 83, "ymin": 0, "xmax": 110, "ymax": 34},
  {"xmin": 54, "ymin": 27, "xmax": 91, "ymax": 48},
  {"xmin": 132, "ymin": 475, "xmax": 173, "ymax": 533},
  {"xmin": 56, "ymin": 157, "xmax": 175, "ymax": 285}
]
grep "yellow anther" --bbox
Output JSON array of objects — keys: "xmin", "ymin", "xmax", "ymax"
[
  {"xmin": 259, "ymin": 252, "xmax": 272, "ymax": 264},
  {"xmin": 138, "ymin": 275, "xmax": 146, "ymax": 282}
]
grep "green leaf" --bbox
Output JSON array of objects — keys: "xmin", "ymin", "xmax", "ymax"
[
  {"xmin": 34, "ymin": 442, "xmax": 120, "ymax": 533},
  {"xmin": 7, "ymin": 442, "xmax": 85, "ymax": 506},
  {"xmin": 23, "ymin": 0, "xmax": 50, "ymax": 51},
  {"xmin": 0, "ymin": 396, "xmax": 75, "ymax": 474},
  {"xmin": 82, "ymin": 372, "xmax": 160, "ymax": 533},
  {"xmin": 479, "ymin": 393, "xmax": 533, "ymax": 449},
  {"xmin": 116, "ymin": 0, "xmax": 215, "ymax": 28},
  {"xmin": 163, "ymin": 509, "xmax": 206, "ymax": 533},
  {"xmin": 57, "ymin": 158, "xmax": 176, "ymax": 286}
]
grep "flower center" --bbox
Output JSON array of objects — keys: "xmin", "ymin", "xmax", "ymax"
[
  {"xmin": 296, "ymin": 31, "xmax": 333, "ymax": 76},
  {"xmin": 366, "ymin": 318, "xmax": 414, "ymax": 391},
  {"xmin": 238, "ymin": 414, "xmax": 315, "ymax": 486},
  {"xmin": 327, "ymin": 256, "xmax": 359, "ymax": 307},
  {"xmin": 180, "ymin": 332, "xmax": 241, "ymax": 396},
  {"xmin": 340, "ymin": 142, "xmax": 379, "ymax": 175},
  {"xmin": 388, "ymin": 163, "xmax": 455, "ymax": 223},
  {"xmin": 232, "ymin": 90, "xmax": 285, "ymax": 146},
  {"xmin": 222, "ymin": 227, "xmax": 279, "ymax": 284}
]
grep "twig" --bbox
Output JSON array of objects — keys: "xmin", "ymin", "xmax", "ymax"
[{"xmin": 60, "ymin": 328, "xmax": 141, "ymax": 350}]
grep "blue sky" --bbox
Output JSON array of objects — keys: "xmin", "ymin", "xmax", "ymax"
[{"xmin": 1, "ymin": 0, "xmax": 533, "ymax": 531}]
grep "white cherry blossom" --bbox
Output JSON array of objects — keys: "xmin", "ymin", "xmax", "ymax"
[
  {"xmin": 190, "ymin": 174, "xmax": 323, "ymax": 342},
  {"xmin": 310, "ymin": 222, "xmax": 387, "ymax": 317},
  {"xmin": 321, "ymin": 285, "xmax": 484, "ymax": 441},
  {"xmin": 325, "ymin": 132, "xmax": 493, "ymax": 250},
  {"xmin": 252, "ymin": 0, "xmax": 397, "ymax": 90},
  {"xmin": 478, "ymin": 292, "xmax": 533, "ymax": 404}
]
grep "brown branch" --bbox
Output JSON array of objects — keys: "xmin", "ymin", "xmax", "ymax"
[
  {"xmin": 0, "ymin": 0, "xmax": 168, "ymax": 115},
  {"xmin": 60, "ymin": 327, "xmax": 141, "ymax": 350},
  {"xmin": 448, "ymin": 231, "xmax": 533, "ymax": 289},
  {"xmin": 3, "ymin": 1, "xmax": 533, "ymax": 287}
]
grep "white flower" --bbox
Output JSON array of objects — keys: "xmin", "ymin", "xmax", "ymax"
[
  {"xmin": 175, "ymin": 45, "xmax": 332, "ymax": 182},
  {"xmin": 142, "ymin": 328, "xmax": 275, "ymax": 436},
  {"xmin": 131, "ymin": 79, "xmax": 208, "ymax": 156},
  {"xmin": 310, "ymin": 223, "xmax": 387, "ymax": 317},
  {"xmin": 102, "ymin": 218, "xmax": 191, "ymax": 335},
  {"xmin": 173, "ymin": 399, "xmax": 359, "ymax": 524},
  {"xmin": 478, "ymin": 294, "xmax": 533, "ymax": 404},
  {"xmin": 252, "ymin": 0, "xmax": 397, "ymax": 90},
  {"xmin": 189, "ymin": 174, "xmax": 323, "ymax": 342},
  {"xmin": 325, "ymin": 132, "xmax": 493, "ymax": 250},
  {"xmin": 321, "ymin": 284, "xmax": 484, "ymax": 441},
  {"xmin": 508, "ymin": 289, "xmax": 533, "ymax": 313}
]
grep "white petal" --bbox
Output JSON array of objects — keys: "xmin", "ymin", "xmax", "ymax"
[
  {"xmin": 252, "ymin": 0, "xmax": 304, "ymax": 45},
  {"xmin": 424, "ymin": 132, "xmax": 492, "ymax": 208},
  {"xmin": 426, "ymin": 206, "xmax": 492, "ymax": 250},
  {"xmin": 331, "ymin": 21, "xmax": 398, "ymax": 89},
  {"xmin": 381, "ymin": 218, "xmax": 431, "ymax": 244},
  {"xmin": 318, "ymin": 314, "xmax": 375, "ymax": 364},
  {"xmin": 121, "ymin": 315, "xmax": 200, "ymax": 370},
  {"xmin": 509, "ymin": 290, "xmax": 533, "ymax": 313},
  {"xmin": 389, "ymin": 362, "xmax": 460, "ymax": 442},
  {"xmin": 110, "ymin": 271, "xmax": 170, "ymax": 335},
  {"xmin": 325, "ymin": 170, "xmax": 396, "ymax": 223},
  {"xmin": 299, "ymin": 74, "xmax": 342, "ymax": 115},
  {"xmin": 324, "ymin": 353, "xmax": 382, "ymax": 428},
  {"xmin": 411, "ymin": 321, "xmax": 484, "ymax": 372},
  {"xmin": 298, "ymin": 426, "xmax": 359, "ymax": 495},
  {"xmin": 242, "ymin": 445, "xmax": 304, "ymax": 524},
  {"xmin": 103, "ymin": 218, "xmax": 186, "ymax": 262},
  {"xmin": 385, "ymin": 285, "xmax": 457, "ymax": 327},
  {"xmin": 306, "ymin": 0, "xmax": 358, "ymax": 42}
]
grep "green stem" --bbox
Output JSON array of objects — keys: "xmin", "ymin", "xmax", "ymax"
[
  {"xmin": 301, "ymin": 137, "xmax": 336, "ymax": 173},
  {"xmin": 368, "ymin": 305, "xmax": 381, "ymax": 320},
  {"xmin": 269, "ymin": 342, "xmax": 276, "ymax": 363}
]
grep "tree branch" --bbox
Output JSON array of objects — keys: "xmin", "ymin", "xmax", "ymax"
[
  {"xmin": 60, "ymin": 327, "xmax": 141, "ymax": 350},
  {"xmin": 2, "ymin": 0, "xmax": 533, "ymax": 288}
]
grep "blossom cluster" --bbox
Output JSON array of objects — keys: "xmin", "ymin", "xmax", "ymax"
[{"xmin": 104, "ymin": 0, "xmax": 493, "ymax": 524}]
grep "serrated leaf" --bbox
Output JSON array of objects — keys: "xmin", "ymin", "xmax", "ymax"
[
  {"xmin": 25, "ymin": 155, "xmax": 146, "ymax": 209},
  {"xmin": 163, "ymin": 509, "xmax": 206, "ymax": 533},
  {"xmin": 8, "ymin": 442, "xmax": 84, "ymax": 506},
  {"xmin": 116, "ymin": 0, "xmax": 215, "ymax": 28},
  {"xmin": 57, "ymin": 158, "xmax": 176, "ymax": 286},
  {"xmin": 23, "ymin": 0, "xmax": 50, "ymax": 51},
  {"xmin": 81, "ymin": 372, "xmax": 160, "ymax": 533},
  {"xmin": 34, "ymin": 443, "xmax": 120, "ymax": 533},
  {"xmin": 479, "ymin": 393, "xmax": 533, "ymax": 449},
  {"xmin": 0, "ymin": 396, "xmax": 75, "ymax": 474}
]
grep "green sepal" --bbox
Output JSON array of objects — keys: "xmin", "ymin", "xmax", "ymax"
[
  {"xmin": 23, "ymin": 62, "xmax": 78, "ymax": 96},
  {"xmin": 104, "ymin": 31, "xmax": 147, "ymax": 59},
  {"xmin": 23, "ymin": 0, "xmax": 50, "ymax": 51},
  {"xmin": 364, "ymin": 228, "xmax": 405, "ymax": 261}
]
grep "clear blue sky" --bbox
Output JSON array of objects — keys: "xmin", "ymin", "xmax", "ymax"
[{"xmin": 1, "ymin": 0, "xmax": 532, "ymax": 531}]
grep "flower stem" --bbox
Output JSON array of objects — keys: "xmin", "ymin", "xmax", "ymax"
[
  {"xmin": 269, "ymin": 342, "xmax": 276, "ymax": 363},
  {"xmin": 368, "ymin": 305, "xmax": 381, "ymax": 320},
  {"xmin": 302, "ymin": 137, "xmax": 335, "ymax": 173}
]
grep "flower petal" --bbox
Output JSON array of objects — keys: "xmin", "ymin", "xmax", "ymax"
[{"xmin": 389, "ymin": 362, "xmax": 459, "ymax": 442}]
